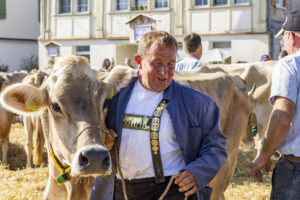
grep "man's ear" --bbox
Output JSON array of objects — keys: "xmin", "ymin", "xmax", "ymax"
[
  {"xmin": 134, "ymin": 54, "xmax": 142, "ymax": 70},
  {"xmin": 198, "ymin": 45, "xmax": 203, "ymax": 59}
]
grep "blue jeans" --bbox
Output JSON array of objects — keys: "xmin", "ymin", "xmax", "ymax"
[{"xmin": 271, "ymin": 156, "xmax": 300, "ymax": 200}]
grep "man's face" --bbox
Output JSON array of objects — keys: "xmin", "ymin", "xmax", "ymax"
[
  {"xmin": 282, "ymin": 31, "xmax": 294, "ymax": 54},
  {"xmin": 137, "ymin": 42, "xmax": 177, "ymax": 93}
]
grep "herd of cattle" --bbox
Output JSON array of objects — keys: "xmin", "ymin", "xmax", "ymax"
[{"xmin": 0, "ymin": 56, "xmax": 276, "ymax": 200}]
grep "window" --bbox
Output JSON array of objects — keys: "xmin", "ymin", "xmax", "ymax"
[
  {"xmin": 78, "ymin": 0, "xmax": 88, "ymax": 12},
  {"xmin": 132, "ymin": 0, "xmax": 148, "ymax": 10},
  {"xmin": 276, "ymin": 0, "xmax": 285, "ymax": 7},
  {"xmin": 58, "ymin": 0, "xmax": 70, "ymax": 14},
  {"xmin": 116, "ymin": 0, "xmax": 128, "ymax": 11},
  {"xmin": 234, "ymin": 0, "xmax": 248, "ymax": 4},
  {"xmin": 195, "ymin": 0, "xmax": 208, "ymax": 6},
  {"xmin": 213, "ymin": 41, "xmax": 231, "ymax": 48},
  {"xmin": 0, "ymin": 0, "xmax": 6, "ymax": 19},
  {"xmin": 155, "ymin": 0, "xmax": 168, "ymax": 8},
  {"xmin": 75, "ymin": 46, "xmax": 90, "ymax": 60},
  {"xmin": 213, "ymin": 0, "xmax": 227, "ymax": 5}
]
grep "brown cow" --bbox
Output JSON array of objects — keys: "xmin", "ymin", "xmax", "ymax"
[
  {"xmin": 21, "ymin": 70, "xmax": 48, "ymax": 168},
  {"xmin": 208, "ymin": 62, "xmax": 276, "ymax": 157},
  {"xmin": 0, "ymin": 56, "xmax": 136, "ymax": 200},
  {"xmin": 174, "ymin": 66, "xmax": 253, "ymax": 200},
  {"xmin": 0, "ymin": 71, "xmax": 28, "ymax": 164}
]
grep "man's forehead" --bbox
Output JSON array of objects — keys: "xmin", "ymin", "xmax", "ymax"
[{"xmin": 145, "ymin": 42, "xmax": 177, "ymax": 56}]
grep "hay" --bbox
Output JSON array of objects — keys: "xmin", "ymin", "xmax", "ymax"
[{"xmin": 0, "ymin": 123, "xmax": 275, "ymax": 199}]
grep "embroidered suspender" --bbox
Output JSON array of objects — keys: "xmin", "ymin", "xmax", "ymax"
[{"xmin": 150, "ymin": 99, "xmax": 169, "ymax": 183}]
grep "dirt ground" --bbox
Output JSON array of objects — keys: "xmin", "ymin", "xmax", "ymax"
[{"xmin": 0, "ymin": 123, "xmax": 275, "ymax": 200}]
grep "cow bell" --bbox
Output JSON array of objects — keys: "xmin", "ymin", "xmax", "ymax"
[{"xmin": 56, "ymin": 172, "xmax": 70, "ymax": 184}]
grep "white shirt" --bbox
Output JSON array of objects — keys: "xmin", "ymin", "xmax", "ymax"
[
  {"xmin": 270, "ymin": 50, "xmax": 300, "ymax": 156},
  {"xmin": 175, "ymin": 57, "xmax": 204, "ymax": 71},
  {"xmin": 118, "ymin": 80, "xmax": 185, "ymax": 180}
]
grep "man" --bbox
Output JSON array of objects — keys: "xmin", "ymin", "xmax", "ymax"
[
  {"xmin": 90, "ymin": 30, "xmax": 227, "ymax": 200},
  {"xmin": 124, "ymin": 57, "xmax": 135, "ymax": 69},
  {"xmin": 175, "ymin": 33, "xmax": 204, "ymax": 71},
  {"xmin": 251, "ymin": 11, "xmax": 300, "ymax": 199}
]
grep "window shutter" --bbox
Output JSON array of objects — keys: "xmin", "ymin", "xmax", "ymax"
[
  {"xmin": 271, "ymin": 0, "xmax": 276, "ymax": 7},
  {"xmin": 0, "ymin": 0, "xmax": 6, "ymax": 19},
  {"xmin": 285, "ymin": 0, "xmax": 289, "ymax": 8}
]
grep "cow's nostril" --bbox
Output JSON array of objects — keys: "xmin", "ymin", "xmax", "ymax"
[
  {"xmin": 79, "ymin": 152, "xmax": 89, "ymax": 167},
  {"xmin": 102, "ymin": 155, "xmax": 110, "ymax": 170}
]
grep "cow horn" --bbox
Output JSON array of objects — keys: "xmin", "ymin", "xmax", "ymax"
[{"xmin": 248, "ymin": 84, "xmax": 256, "ymax": 97}]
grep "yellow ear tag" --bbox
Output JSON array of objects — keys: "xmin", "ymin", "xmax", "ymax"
[
  {"xmin": 24, "ymin": 101, "xmax": 38, "ymax": 111},
  {"xmin": 107, "ymin": 89, "xmax": 115, "ymax": 100}
]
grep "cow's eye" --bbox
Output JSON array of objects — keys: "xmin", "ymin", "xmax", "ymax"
[{"xmin": 52, "ymin": 103, "xmax": 62, "ymax": 113}]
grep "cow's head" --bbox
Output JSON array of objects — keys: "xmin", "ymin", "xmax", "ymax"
[
  {"xmin": 0, "ymin": 56, "xmax": 135, "ymax": 180},
  {"xmin": 0, "ymin": 71, "xmax": 28, "ymax": 92}
]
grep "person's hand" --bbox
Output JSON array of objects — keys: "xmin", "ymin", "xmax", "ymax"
[
  {"xmin": 251, "ymin": 155, "xmax": 272, "ymax": 182},
  {"xmin": 174, "ymin": 170, "xmax": 198, "ymax": 196},
  {"xmin": 104, "ymin": 129, "xmax": 117, "ymax": 150}
]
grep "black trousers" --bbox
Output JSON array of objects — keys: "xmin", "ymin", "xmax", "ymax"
[{"xmin": 114, "ymin": 176, "xmax": 198, "ymax": 200}]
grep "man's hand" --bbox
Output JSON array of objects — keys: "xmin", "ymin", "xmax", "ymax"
[
  {"xmin": 174, "ymin": 170, "xmax": 198, "ymax": 196},
  {"xmin": 104, "ymin": 129, "xmax": 117, "ymax": 150},
  {"xmin": 251, "ymin": 155, "xmax": 272, "ymax": 182}
]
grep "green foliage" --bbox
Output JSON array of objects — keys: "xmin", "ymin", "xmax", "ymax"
[
  {"xmin": 20, "ymin": 55, "xmax": 39, "ymax": 71},
  {"xmin": 0, "ymin": 64, "xmax": 8, "ymax": 72}
]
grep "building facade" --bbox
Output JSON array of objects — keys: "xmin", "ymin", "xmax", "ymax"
[
  {"xmin": 0, "ymin": 0, "xmax": 40, "ymax": 72},
  {"xmin": 39, "ymin": 0, "xmax": 292, "ymax": 70}
]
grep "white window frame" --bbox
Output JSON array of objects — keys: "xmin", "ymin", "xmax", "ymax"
[
  {"xmin": 195, "ymin": 0, "xmax": 208, "ymax": 7},
  {"xmin": 213, "ymin": 0, "xmax": 227, "ymax": 6},
  {"xmin": 276, "ymin": 0, "xmax": 286, "ymax": 9},
  {"xmin": 116, "ymin": 0, "xmax": 129, "ymax": 11},
  {"xmin": 132, "ymin": 0, "xmax": 148, "ymax": 11},
  {"xmin": 77, "ymin": 0, "xmax": 88, "ymax": 13},
  {"xmin": 58, "ymin": 0, "xmax": 71, "ymax": 14},
  {"xmin": 234, "ymin": 0, "xmax": 249, "ymax": 5},
  {"xmin": 154, "ymin": 0, "xmax": 168, "ymax": 9},
  {"xmin": 75, "ymin": 46, "xmax": 90, "ymax": 60}
]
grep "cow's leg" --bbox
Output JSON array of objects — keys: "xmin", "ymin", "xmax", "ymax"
[
  {"xmin": 241, "ymin": 112, "xmax": 257, "ymax": 150},
  {"xmin": 209, "ymin": 148, "xmax": 238, "ymax": 200},
  {"xmin": 33, "ymin": 117, "xmax": 44, "ymax": 165},
  {"xmin": 2, "ymin": 137, "xmax": 9, "ymax": 164},
  {"xmin": 24, "ymin": 117, "xmax": 33, "ymax": 168}
]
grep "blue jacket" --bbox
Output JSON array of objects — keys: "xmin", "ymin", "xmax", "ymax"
[{"xmin": 90, "ymin": 77, "xmax": 227, "ymax": 200}]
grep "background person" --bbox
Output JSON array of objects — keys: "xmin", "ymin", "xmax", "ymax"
[
  {"xmin": 175, "ymin": 33, "xmax": 204, "ymax": 71},
  {"xmin": 124, "ymin": 57, "xmax": 135, "ymax": 69},
  {"xmin": 102, "ymin": 58, "xmax": 111, "ymax": 71},
  {"xmin": 260, "ymin": 54, "xmax": 272, "ymax": 62},
  {"xmin": 251, "ymin": 10, "xmax": 300, "ymax": 199},
  {"xmin": 90, "ymin": 30, "xmax": 227, "ymax": 200}
]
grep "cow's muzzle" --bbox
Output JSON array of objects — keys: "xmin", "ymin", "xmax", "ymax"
[{"xmin": 71, "ymin": 145, "xmax": 111, "ymax": 177}]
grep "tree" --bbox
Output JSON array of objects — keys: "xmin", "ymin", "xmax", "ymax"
[{"xmin": 20, "ymin": 55, "xmax": 39, "ymax": 71}]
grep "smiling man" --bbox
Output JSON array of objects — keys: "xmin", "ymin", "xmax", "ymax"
[{"xmin": 90, "ymin": 30, "xmax": 227, "ymax": 200}]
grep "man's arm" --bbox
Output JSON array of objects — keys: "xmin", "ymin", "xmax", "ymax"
[
  {"xmin": 184, "ymin": 99, "xmax": 228, "ymax": 191},
  {"xmin": 251, "ymin": 96, "xmax": 295, "ymax": 182},
  {"xmin": 175, "ymin": 98, "xmax": 227, "ymax": 196}
]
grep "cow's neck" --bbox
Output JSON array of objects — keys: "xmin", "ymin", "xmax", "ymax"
[
  {"xmin": 49, "ymin": 159, "xmax": 94, "ymax": 200},
  {"xmin": 64, "ymin": 177, "xmax": 94, "ymax": 200}
]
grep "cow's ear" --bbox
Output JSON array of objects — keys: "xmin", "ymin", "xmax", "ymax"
[
  {"xmin": 103, "ymin": 66, "xmax": 136, "ymax": 92},
  {"xmin": 0, "ymin": 83, "xmax": 49, "ymax": 116}
]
